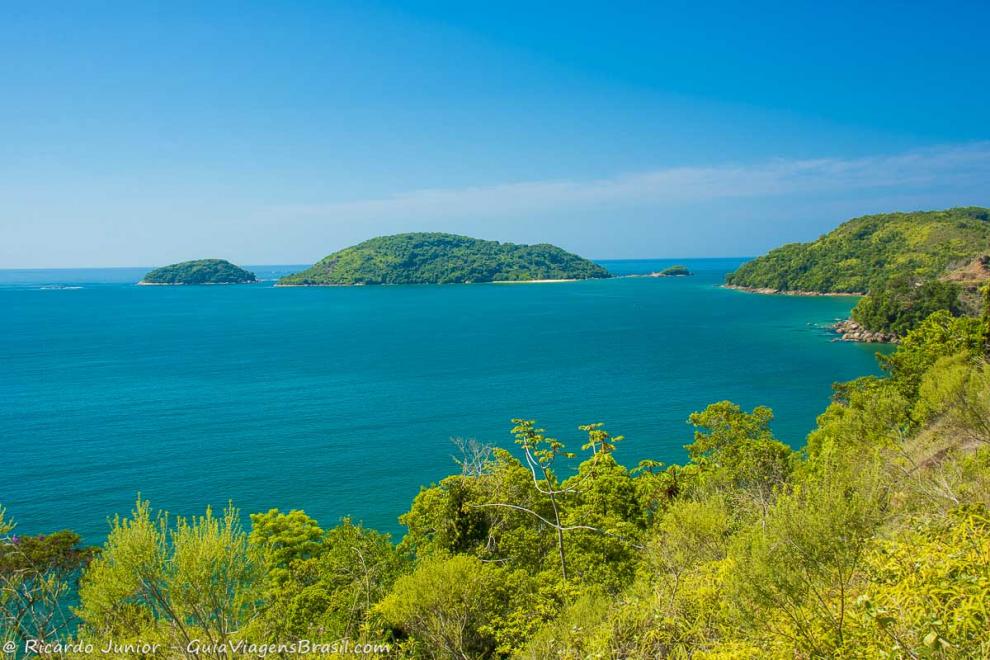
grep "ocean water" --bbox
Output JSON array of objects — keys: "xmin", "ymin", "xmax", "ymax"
[{"xmin": 1, "ymin": 259, "xmax": 888, "ymax": 542}]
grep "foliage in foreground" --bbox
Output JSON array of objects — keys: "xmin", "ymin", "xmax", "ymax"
[{"xmin": 3, "ymin": 308, "xmax": 990, "ymax": 657}]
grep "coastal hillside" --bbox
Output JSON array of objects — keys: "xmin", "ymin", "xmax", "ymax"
[
  {"xmin": 278, "ymin": 233, "xmax": 611, "ymax": 285},
  {"xmin": 726, "ymin": 207, "xmax": 990, "ymax": 334},
  {"xmin": 140, "ymin": 259, "xmax": 256, "ymax": 285}
]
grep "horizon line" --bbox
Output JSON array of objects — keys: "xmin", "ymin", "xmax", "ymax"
[{"xmin": 0, "ymin": 255, "xmax": 761, "ymax": 271}]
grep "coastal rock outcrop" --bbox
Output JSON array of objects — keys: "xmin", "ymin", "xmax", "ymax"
[
  {"xmin": 724, "ymin": 285, "xmax": 862, "ymax": 297},
  {"xmin": 832, "ymin": 319, "xmax": 897, "ymax": 343}
]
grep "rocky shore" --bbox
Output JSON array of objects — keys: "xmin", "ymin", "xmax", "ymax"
[
  {"xmin": 831, "ymin": 319, "xmax": 897, "ymax": 343},
  {"xmin": 724, "ymin": 284, "xmax": 864, "ymax": 297}
]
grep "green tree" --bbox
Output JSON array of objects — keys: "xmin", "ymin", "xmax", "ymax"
[
  {"xmin": 521, "ymin": 589, "xmax": 613, "ymax": 659},
  {"xmin": 376, "ymin": 554, "xmax": 533, "ymax": 659},
  {"xmin": 851, "ymin": 277, "xmax": 962, "ymax": 335},
  {"xmin": 686, "ymin": 402, "xmax": 794, "ymax": 519},
  {"xmin": 805, "ymin": 377, "xmax": 910, "ymax": 464},
  {"xmin": 259, "ymin": 518, "xmax": 406, "ymax": 643},
  {"xmin": 879, "ymin": 310, "xmax": 982, "ymax": 397},
  {"xmin": 913, "ymin": 354, "xmax": 990, "ymax": 445},
  {"xmin": 557, "ymin": 453, "xmax": 644, "ymax": 590},
  {"xmin": 727, "ymin": 460, "xmax": 885, "ymax": 655},
  {"xmin": 477, "ymin": 420, "xmax": 639, "ymax": 583},
  {"xmin": 848, "ymin": 506, "xmax": 990, "ymax": 657},
  {"xmin": 248, "ymin": 508, "xmax": 324, "ymax": 589},
  {"xmin": 0, "ymin": 507, "xmax": 96, "ymax": 646},
  {"xmin": 398, "ymin": 449, "xmax": 550, "ymax": 570},
  {"xmin": 76, "ymin": 499, "xmax": 264, "ymax": 656}
]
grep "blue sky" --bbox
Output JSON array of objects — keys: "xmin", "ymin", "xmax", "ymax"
[{"xmin": 2, "ymin": 1, "xmax": 989, "ymax": 267}]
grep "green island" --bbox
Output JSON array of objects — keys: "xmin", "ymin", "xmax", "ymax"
[
  {"xmin": 726, "ymin": 207, "xmax": 990, "ymax": 336},
  {"xmin": 277, "ymin": 232, "xmax": 611, "ymax": 285},
  {"xmin": 654, "ymin": 264, "xmax": 691, "ymax": 277},
  {"xmin": 139, "ymin": 259, "xmax": 256, "ymax": 285},
  {"xmin": 4, "ymin": 292, "xmax": 990, "ymax": 657}
]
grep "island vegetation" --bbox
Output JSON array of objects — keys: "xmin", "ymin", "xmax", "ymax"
[
  {"xmin": 140, "ymin": 259, "xmax": 256, "ymax": 285},
  {"xmin": 277, "ymin": 233, "xmax": 611, "ymax": 285},
  {"xmin": 3, "ymin": 291, "xmax": 990, "ymax": 657},
  {"xmin": 726, "ymin": 207, "xmax": 990, "ymax": 336},
  {"xmin": 655, "ymin": 264, "xmax": 691, "ymax": 277}
]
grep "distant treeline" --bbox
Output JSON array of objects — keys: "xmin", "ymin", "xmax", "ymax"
[
  {"xmin": 141, "ymin": 259, "xmax": 256, "ymax": 285},
  {"xmin": 277, "ymin": 232, "xmax": 612, "ymax": 285}
]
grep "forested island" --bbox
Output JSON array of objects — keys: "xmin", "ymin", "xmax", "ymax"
[
  {"xmin": 277, "ymin": 233, "xmax": 611, "ymax": 285},
  {"xmin": 654, "ymin": 264, "xmax": 691, "ymax": 277},
  {"xmin": 726, "ymin": 207, "xmax": 990, "ymax": 338},
  {"xmin": 139, "ymin": 259, "xmax": 256, "ymax": 285}
]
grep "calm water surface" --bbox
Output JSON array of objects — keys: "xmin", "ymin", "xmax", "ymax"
[{"xmin": 1, "ymin": 259, "xmax": 887, "ymax": 540}]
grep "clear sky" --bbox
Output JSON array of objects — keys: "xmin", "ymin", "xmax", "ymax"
[{"xmin": 3, "ymin": 1, "xmax": 989, "ymax": 268}]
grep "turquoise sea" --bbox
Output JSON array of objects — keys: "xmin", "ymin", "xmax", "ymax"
[{"xmin": 1, "ymin": 259, "xmax": 887, "ymax": 542}]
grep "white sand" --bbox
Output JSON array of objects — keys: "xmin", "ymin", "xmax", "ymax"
[{"xmin": 491, "ymin": 279, "xmax": 577, "ymax": 284}]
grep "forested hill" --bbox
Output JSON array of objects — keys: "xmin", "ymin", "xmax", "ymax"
[
  {"xmin": 278, "ymin": 233, "xmax": 611, "ymax": 285},
  {"xmin": 140, "ymin": 259, "xmax": 256, "ymax": 285},
  {"xmin": 726, "ymin": 207, "xmax": 990, "ymax": 334}
]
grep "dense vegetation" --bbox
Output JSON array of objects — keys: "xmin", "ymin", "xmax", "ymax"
[
  {"xmin": 658, "ymin": 264, "xmax": 691, "ymax": 276},
  {"xmin": 278, "ymin": 233, "xmax": 611, "ymax": 285},
  {"xmin": 726, "ymin": 207, "xmax": 990, "ymax": 334},
  {"xmin": 141, "ymin": 259, "xmax": 256, "ymax": 285},
  {"xmin": 849, "ymin": 276, "xmax": 964, "ymax": 336},
  {"xmin": 3, "ymin": 291, "xmax": 990, "ymax": 657}
]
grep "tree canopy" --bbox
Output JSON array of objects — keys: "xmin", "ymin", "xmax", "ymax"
[
  {"xmin": 277, "ymin": 233, "xmax": 611, "ymax": 285},
  {"xmin": 140, "ymin": 259, "xmax": 256, "ymax": 285}
]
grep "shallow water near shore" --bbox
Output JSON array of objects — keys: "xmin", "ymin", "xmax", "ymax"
[{"xmin": 1, "ymin": 258, "xmax": 888, "ymax": 541}]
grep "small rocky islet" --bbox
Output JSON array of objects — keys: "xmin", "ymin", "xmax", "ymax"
[
  {"xmin": 650, "ymin": 264, "xmax": 692, "ymax": 277},
  {"xmin": 830, "ymin": 319, "xmax": 898, "ymax": 344}
]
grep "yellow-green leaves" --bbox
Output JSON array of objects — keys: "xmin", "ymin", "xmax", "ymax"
[
  {"xmin": 76, "ymin": 498, "xmax": 263, "ymax": 651},
  {"xmin": 849, "ymin": 506, "xmax": 990, "ymax": 657},
  {"xmin": 248, "ymin": 508, "xmax": 324, "ymax": 589}
]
